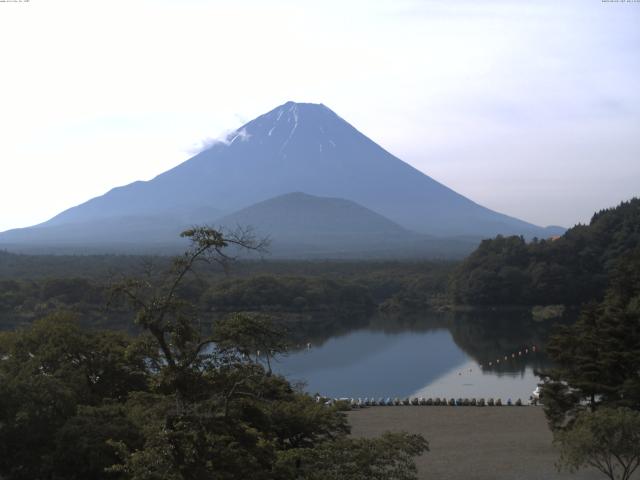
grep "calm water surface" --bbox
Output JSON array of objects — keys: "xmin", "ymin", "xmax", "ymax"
[{"xmin": 273, "ymin": 313, "xmax": 552, "ymax": 401}]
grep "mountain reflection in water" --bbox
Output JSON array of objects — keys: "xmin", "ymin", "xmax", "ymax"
[{"xmin": 273, "ymin": 311, "xmax": 557, "ymax": 400}]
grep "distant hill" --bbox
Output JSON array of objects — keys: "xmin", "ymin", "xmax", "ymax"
[
  {"xmin": 218, "ymin": 192, "xmax": 409, "ymax": 240},
  {"xmin": 216, "ymin": 192, "xmax": 478, "ymax": 258},
  {"xmin": 0, "ymin": 192, "xmax": 478, "ymax": 258},
  {"xmin": 449, "ymin": 198, "xmax": 640, "ymax": 306},
  {"xmin": 0, "ymin": 101, "xmax": 563, "ymax": 256},
  {"xmin": 217, "ymin": 192, "xmax": 411, "ymax": 256}
]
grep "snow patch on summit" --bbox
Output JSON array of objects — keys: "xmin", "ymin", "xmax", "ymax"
[{"xmin": 279, "ymin": 104, "xmax": 299, "ymax": 154}]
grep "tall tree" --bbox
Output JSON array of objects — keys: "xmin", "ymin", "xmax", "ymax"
[
  {"xmin": 555, "ymin": 408, "xmax": 640, "ymax": 480},
  {"xmin": 540, "ymin": 247, "xmax": 640, "ymax": 429},
  {"xmin": 1, "ymin": 227, "xmax": 429, "ymax": 479},
  {"xmin": 108, "ymin": 227, "xmax": 427, "ymax": 479},
  {"xmin": 111, "ymin": 226, "xmax": 268, "ymax": 410}
]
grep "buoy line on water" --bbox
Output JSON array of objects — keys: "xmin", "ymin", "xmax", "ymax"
[
  {"xmin": 480, "ymin": 344, "xmax": 538, "ymax": 369},
  {"xmin": 312, "ymin": 344, "xmax": 542, "ymax": 408},
  {"xmin": 317, "ymin": 396, "xmax": 530, "ymax": 408}
]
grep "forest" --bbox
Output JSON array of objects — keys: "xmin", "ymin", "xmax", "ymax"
[
  {"xmin": 449, "ymin": 198, "xmax": 640, "ymax": 306},
  {"xmin": 0, "ymin": 228, "xmax": 430, "ymax": 480},
  {"xmin": 0, "ymin": 254, "xmax": 453, "ymax": 332}
]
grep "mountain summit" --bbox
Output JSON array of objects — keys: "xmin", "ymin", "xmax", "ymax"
[{"xmin": 0, "ymin": 101, "xmax": 563, "ymax": 255}]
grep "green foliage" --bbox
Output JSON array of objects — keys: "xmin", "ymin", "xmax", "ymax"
[
  {"xmin": 541, "ymin": 247, "xmax": 640, "ymax": 428},
  {"xmin": 555, "ymin": 408, "xmax": 640, "ymax": 480},
  {"xmin": 531, "ymin": 304, "xmax": 565, "ymax": 321},
  {"xmin": 450, "ymin": 198, "xmax": 640, "ymax": 306},
  {"xmin": 275, "ymin": 432, "xmax": 428, "ymax": 480},
  {"xmin": 0, "ymin": 228, "xmax": 429, "ymax": 479},
  {"xmin": 213, "ymin": 312, "xmax": 289, "ymax": 375},
  {"xmin": 379, "ymin": 269, "xmax": 451, "ymax": 311},
  {"xmin": 203, "ymin": 275, "xmax": 375, "ymax": 315},
  {"xmin": 54, "ymin": 403, "xmax": 143, "ymax": 480},
  {"xmin": 0, "ymin": 259, "xmax": 455, "ymax": 331},
  {"xmin": 0, "ymin": 312, "xmax": 150, "ymax": 480}
]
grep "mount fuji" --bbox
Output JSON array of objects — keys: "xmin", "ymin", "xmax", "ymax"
[{"xmin": 0, "ymin": 101, "xmax": 563, "ymax": 257}]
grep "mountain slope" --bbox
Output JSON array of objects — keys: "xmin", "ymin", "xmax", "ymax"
[
  {"xmin": 0, "ymin": 216, "xmax": 186, "ymax": 254},
  {"xmin": 0, "ymin": 101, "xmax": 563, "ymax": 255}
]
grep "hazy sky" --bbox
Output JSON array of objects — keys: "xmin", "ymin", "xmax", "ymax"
[{"xmin": 1, "ymin": 0, "xmax": 638, "ymax": 232}]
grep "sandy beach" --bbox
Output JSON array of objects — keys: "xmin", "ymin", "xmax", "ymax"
[{"xmin": 348, "ymin": 406, "xmax": 629, "ymax": 480}]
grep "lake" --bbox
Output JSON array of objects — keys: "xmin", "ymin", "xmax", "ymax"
[{"xmin": 272, "ymin": 312, "xmax": 554, "ymax": 402}]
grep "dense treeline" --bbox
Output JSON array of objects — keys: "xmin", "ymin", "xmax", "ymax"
[
  {"xmin": 0, "ymin": 251, "xmax": 454, "ymax": 282},
  {"xmin": 0, "ymin": 260, "xmax": 454, "ymax": 331},
  {"xmin": 203, "ymin": 276, "xmax": 375, "ymax": 314},
  {"xmin": 541, "ymin": 245, "xmax": 640, "ymax": 427},
  {"xmin": 0, "ymin": 277, "xmax": 128, "ymax": 330},
  {"xmin": 538, "ymin": 246, "xmax": 640, "ymax": 479},
  {"xmin": 450, "ymin": 198, "xmax": 640, "ymax": 306},
  {"xmin": 0, "ymin": 250, "xmax": 167, "ymax": 280}
]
